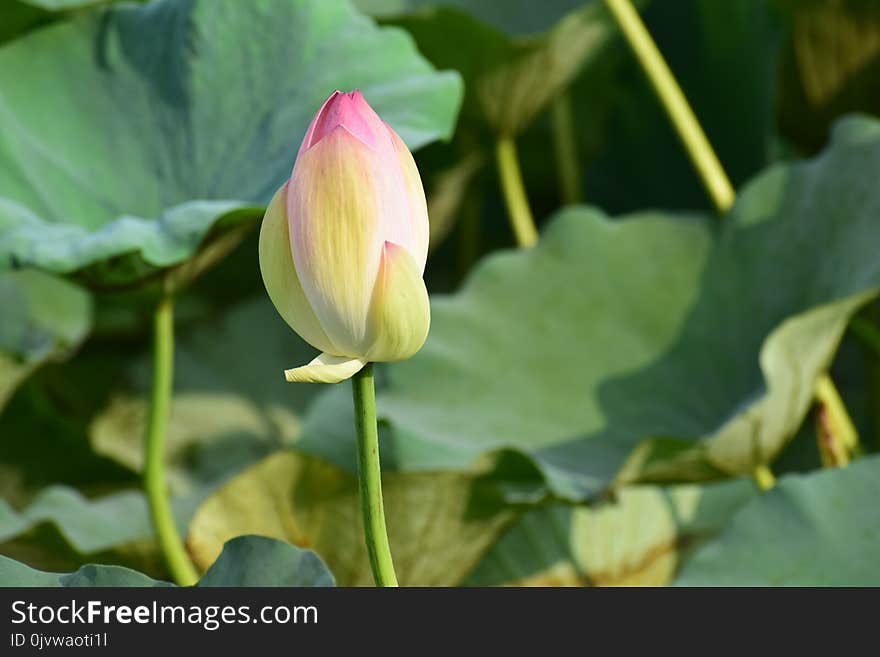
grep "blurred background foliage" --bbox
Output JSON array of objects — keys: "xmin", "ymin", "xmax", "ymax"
[{"xmin": 1, "ymin": 0, "xmax": 879, "ymax": 586}]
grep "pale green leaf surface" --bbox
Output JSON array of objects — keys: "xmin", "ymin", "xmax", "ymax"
[
  {"xmin": 0, "ymin": 535, "xmax": 332, "ymax": 586},
  {"xmin": 187, "ymin": 450, "xmax": 515, "ymax": 586},
  {"xmin": 0, "ymin": 0, "xmax": 462, "ymax": 285},
  {"xmin": 198, "ymin": 535, "xmax": 334, "ymax": 587},
  {"xmin": 675, "ymin": 455, "xmax": 880, "ymax": 586}
]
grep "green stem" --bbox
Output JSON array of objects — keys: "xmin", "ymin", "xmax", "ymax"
[
  {"xmin": 143, "ymin": 296, "xmax": 199, "ymax": 586},
  {"xmin": 550, "ymin": 93, "xmax": 582, "ymax": 205},
  {"xmin": 495, "ymin": 137, "xmax": 539, "ymax": 247},
  {"xmin": 603, "ymin": 0, "xmax": 735, "ymax": 214},
  {"xmin": 351, "ymin": 363, "xmax": 398, "ymax": 587}
]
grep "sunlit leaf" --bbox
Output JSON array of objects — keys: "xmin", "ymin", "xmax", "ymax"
[
  {"xmin": 187, "ymin": 450, "xmax": 515, "ymax": 586},
  {"xmin": 466, "ymin": 480, "xmax": 754, "ymax": 586}
]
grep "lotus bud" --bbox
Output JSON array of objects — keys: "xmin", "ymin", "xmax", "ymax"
[{"xmin": 259, "ymin": 90, "xmax": 430, "ymax": 383}]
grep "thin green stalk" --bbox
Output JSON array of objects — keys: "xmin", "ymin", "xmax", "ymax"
[
  {"xmin": 550, "ymin": 93, "xmax": 582, "ymax": 205},
  {"xmin": 495, "ymin": 137, "xmax": 539, "ymax": 248},
  {"xmin": 603, "ymin": 0, "xmax": 735, "ymax": 214},
  {"xmin": 605, "ymin": 0, "xmax": 859, "ymax": 481},
  {"xmin": 351, "ymin": 363, "xmax": 398, "ymax": 587},
  {"xmin": 144, "ymin": 296, "xmax": 199, "ymax": 586}
]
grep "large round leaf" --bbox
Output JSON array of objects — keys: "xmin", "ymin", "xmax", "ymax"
[
  {"xmin": 297, "ymin": 115, "xmax": 880, "ymax": 500},
  {"xmin": 0, "ymin": 0, "xmax": 462, "ymax": 286},
  {"xmin": 675, "ymin": 455, "xmax": 880, "ymax": 586}
]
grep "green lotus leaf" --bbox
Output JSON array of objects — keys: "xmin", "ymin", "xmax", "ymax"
[
  {"xmin": 0, "ymin": 534, "xmax": 333, "ymax": 586},
  {"xmin": 0, "ymin": 0, "xmax": 462, "ymax": 287},
  {"xmin": 0, "ymin": 487, "xmax": 152, "ymax": 554},
  {"xmin": 187, "ymin": 450, "xmax": 515, "ymax": 586},
  {"xmin": 197, "ymin": 535, "xmax": 334, "ymax": 587},
  {"xmin": 675, "ymin": 455, "xmax": 880, "ymax": 586},
  {"xmin": 0, "ymin": 557, "xmax": 173, "ymax": 586}
]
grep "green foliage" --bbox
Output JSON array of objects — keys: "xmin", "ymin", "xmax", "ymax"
[
  {"xmin": 377, "ymin": 1, "xmax": 640, "ymax": 136},
  {"xmin": 1, "ymin": 0, "xmax": 879, "ymax": 588},
  {"xmin": 583, "ymin": 0, "xmax": 781, "ymax": 212},
  {"xmin": 0, "ymin": 0, "xmax": 461, "ymax": 286},
  {"xmin": 0, "ymin": 270, "xmax": 90, "ymax": 411},
  {"xmin": 775, "ymin": 0, "xmax": 880, "ymax": 153},
  {"xmin": 676, "ymin": 455, "xmax": 880, "ymax": 585},
  {"xmin": 0, "ymin": 487, "xmax": 153, "ymax": 554},
  {"xmin": 186, "ymin": 450, "xmax": 515, "ymax": 586},
  {"xmin": 466, "ymin": 479, "xmax": 755, "ymax": 586},
  {"xmin": 0, "ymin": 535, "xmax": 333, "ymax": 586},
  {"xmin": 0, "ymin": 0, "xmax": 126, "ymax": 46},
  {"xmin": 295, "ymin": 116, "xmax": 880, "ymax": 500},
  {"xmin": 88, "ymin": 296, "xmax": 318, "ymax": 494}
]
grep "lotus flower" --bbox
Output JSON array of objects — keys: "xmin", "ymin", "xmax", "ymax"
[{"xmin": 259, "ymin": 90, "xmax": 430, "ymax": 383}]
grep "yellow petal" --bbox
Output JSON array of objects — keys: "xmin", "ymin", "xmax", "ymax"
[
  {"xmin": 365, "ymin": 241, "xmax": 431, "ymax": 361},
  {"xmin": 258, "ymin": 184, "xmax": 337, "ymax": 354},
  {"xmin": 284, "ymin": 353, "xmax": 366, "ymax": 384},
  {"xmin": 387, "ymin": 126, "xmax": 429, "ymax": 272},
  {"xmin": 287, "ymin": 127, "xmax": 390, "ymax": 355}
]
